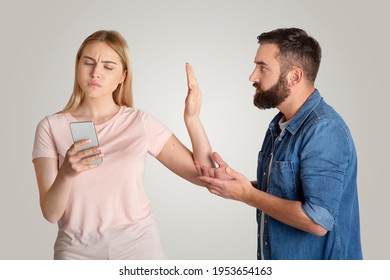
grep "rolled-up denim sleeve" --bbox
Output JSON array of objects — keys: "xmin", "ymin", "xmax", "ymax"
[
  {"xmin": 302, "ymin": 201, "xmax": 335, "ymax": 230},
  {"xmin": 300, "ymin": 120, "xmax": 352, "ymax": 231}
]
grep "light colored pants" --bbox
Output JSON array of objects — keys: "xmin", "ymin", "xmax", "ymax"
[{"xmin": 54, "ymin": 215, "xmax": 167, "ymax": 260}]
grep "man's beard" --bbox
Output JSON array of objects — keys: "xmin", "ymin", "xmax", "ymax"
[{"xmin": 253, "ymin": 73, "xmax": 290, "ymax": 109}]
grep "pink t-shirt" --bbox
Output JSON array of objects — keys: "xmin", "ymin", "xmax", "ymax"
[{"xmin": 32, "ymin": 106, "xmax": 172, "ymax": 236}]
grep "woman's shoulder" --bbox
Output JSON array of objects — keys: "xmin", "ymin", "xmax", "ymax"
[
  {"xmin": 36, "ymin": 111, "xmax": 72, "ymax": 130},
  {"xmin": 118, "ymin": 106, "xmax": 167, "ymax": 128},
  {"xmin": 121, "ymin": 106, "xmax": 148, "ymax": 114},
  {"xmin": 119, "ymin": 106, "xmax": 155, "ymax": 121}
]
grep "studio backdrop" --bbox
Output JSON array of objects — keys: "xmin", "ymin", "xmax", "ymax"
[{"xmin": 0, "ymin": 0, "xmax": 388, "ymax": 259}]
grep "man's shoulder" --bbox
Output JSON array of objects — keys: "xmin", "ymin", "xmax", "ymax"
[{"xmin": 311, "ymin": 99, "xmax": 349, "ymax": 129}]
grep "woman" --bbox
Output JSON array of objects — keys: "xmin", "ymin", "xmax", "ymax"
[{"xmin": 32, "ymin": 30, "xmax": 213, "ymax": 259}]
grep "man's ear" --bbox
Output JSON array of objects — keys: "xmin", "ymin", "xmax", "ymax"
[{"xmin": 287, "ymin": 67, "xmax": 303, "ymax": 87}]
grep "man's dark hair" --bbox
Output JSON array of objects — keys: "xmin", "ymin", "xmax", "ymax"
[{"xmin": 257, "ymin": 28, "xmax": 322, "ymax": 83}]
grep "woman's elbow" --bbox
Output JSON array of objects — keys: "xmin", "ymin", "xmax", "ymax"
[
  {"xmin": 40, "ymin": 205, "xmax": 61, "ymax": 224},
  {"xmin": 42, "ymin": 212, "xmax": 59, "ymax": 224}
]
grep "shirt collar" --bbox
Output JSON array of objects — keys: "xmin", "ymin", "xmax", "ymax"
[{"xmin": 268, "ymin": 89, "xmax": 322, "ymax": 135}]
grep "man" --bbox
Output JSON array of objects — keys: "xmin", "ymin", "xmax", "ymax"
[{"xmin": 198, "ymin": 28, "xmax": 363, "ymax": 260}]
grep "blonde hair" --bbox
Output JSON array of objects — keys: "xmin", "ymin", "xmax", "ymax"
[{"xmin": 61, "ymin": 30, "xmax": 133, "ymax": 112}]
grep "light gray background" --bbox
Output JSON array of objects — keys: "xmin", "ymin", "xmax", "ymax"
[{"xmin": 0, "ymin": 0, "xmax": 388, "ymax": 259}]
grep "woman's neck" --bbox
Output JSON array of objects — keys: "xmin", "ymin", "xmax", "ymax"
[{"xmin": 72, "ymin": 98, "xmax": 120, "ymax": 124}]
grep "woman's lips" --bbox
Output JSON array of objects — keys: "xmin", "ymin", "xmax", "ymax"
[{"xmin": 88, "ymin": 81, "xmax": 101, "ymax": 88}]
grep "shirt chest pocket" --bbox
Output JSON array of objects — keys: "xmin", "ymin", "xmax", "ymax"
[{"xmin": 268, "ymin": 160, "xmax": 300, "ymax": 199}]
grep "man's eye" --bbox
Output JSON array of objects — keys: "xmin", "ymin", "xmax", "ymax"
[
  {"xmin": 104, "ymin": 66, "xmax": 113, "ymax": 70},
  {"xmin": 260, "ymin": 66, "xmax": 267, "ymax": 72}
]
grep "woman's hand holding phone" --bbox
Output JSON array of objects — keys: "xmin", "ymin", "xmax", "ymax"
[{"xmin": 58, "ymin": 121, "xmax": 104, "ymax": 177}]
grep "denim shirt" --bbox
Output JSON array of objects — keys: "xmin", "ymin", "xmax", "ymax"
[{"xmin": 256, "ymin": 90, "xmax": 363, "ymax": 260}]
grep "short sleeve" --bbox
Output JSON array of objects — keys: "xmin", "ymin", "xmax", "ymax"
[
  {"xmin": 139, "ymin": 111, "xmax": 172, "ymax": 157},
  {"xmin": 32, "ymin": 117, "xmax": 58, "ymax": 160}
]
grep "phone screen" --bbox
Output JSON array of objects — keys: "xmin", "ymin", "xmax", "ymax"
[{"xmin": 70, "ymin": 121, "xmax": 103, "ymax": 165}]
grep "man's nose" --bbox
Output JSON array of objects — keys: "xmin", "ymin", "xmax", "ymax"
[{"xmin": 249, "ymin": 68, "xmax": 258, "ymax": 83}]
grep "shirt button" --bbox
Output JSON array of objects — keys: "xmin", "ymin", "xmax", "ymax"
[{"xmin": 265, "ymin": 241, "xmax": 268, "ymax": 246}]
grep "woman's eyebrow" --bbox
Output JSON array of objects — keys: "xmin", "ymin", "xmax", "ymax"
[{"xmin": 82, "ymin": 55, "xmax": 118, "ymax": 65}]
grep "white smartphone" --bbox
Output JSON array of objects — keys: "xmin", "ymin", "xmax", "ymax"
[{"xmin": 70, "ymin": 121, "xmax": 103, "ymax": 165}]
